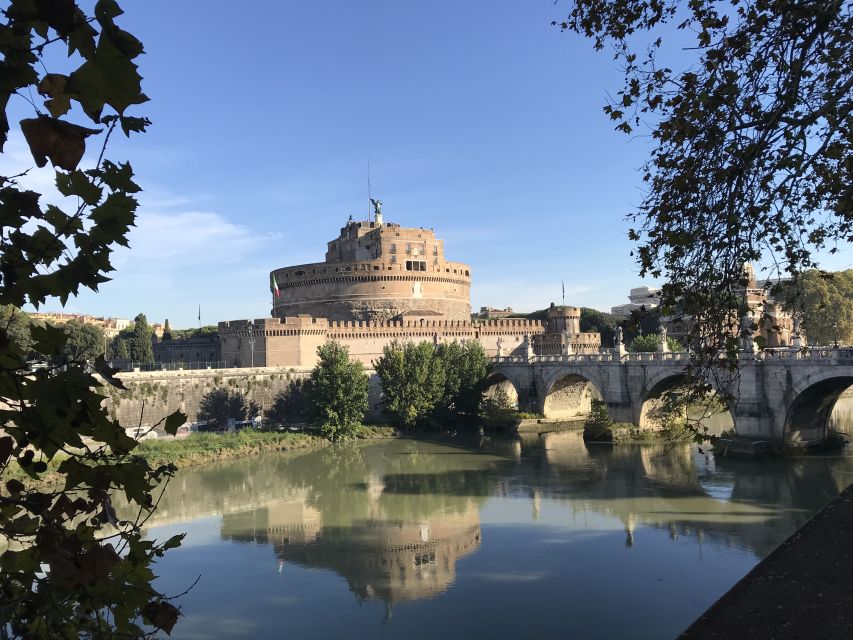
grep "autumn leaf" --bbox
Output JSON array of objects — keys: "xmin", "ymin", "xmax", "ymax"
[{"xmin": 20, "ymin": 116, "xmax": 102, "ymax": 171}]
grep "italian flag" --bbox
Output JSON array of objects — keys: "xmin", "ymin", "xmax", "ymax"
[{"xmin": 271, "ymin": 274, "xmax": 280, "ymax": 298}]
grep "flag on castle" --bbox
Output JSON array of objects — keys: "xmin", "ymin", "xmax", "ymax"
[{"xmin": 271, "ymin": 274, "xmax": 280, "ymax": 298}]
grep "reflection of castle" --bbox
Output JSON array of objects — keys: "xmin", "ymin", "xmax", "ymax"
[
  {"xmin": 221, "ymin": 500, "xmax": 481, "ymax": 606},
  {"xmin": 214, "ymin": 209, "xmax": 600, "ymax": 368}
]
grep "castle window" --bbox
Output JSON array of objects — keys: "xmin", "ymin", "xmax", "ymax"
[
  {"xmin": 405, "ymin": 243, "xmax": 411, "ymax": 254},
  {"xmin": 373, "ymin": 265, "xmax": 380, "ymax": 271},
  {"xmin": 294, "ymin": 270, "xmax": 305, "ymax": 276},
  {"xmin": 390, "ymin": 244, "xmax": 396, "ymax": 253},
  {"xmin": 433, "ymin": 245, "xmax": 438, "ymax": 255},
  {"xmin": 465, "ymin": 270, "xmax": 469, "ymax": 276},
  {"xmin": 405, "ymin": 260, "xmax": 427, "ymax": 271},
  {"xmin": 391, "ymin": 255, "xmax": 397, "ymax": 263}
]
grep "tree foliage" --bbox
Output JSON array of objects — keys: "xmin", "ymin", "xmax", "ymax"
[
  {"xmin": 305, "ymin": 342, "xmax": 369, "ymax": 441},
  {"xmin": 780, "ymin": 269, "xmax": 853, "ymax": 345},
  {"xmin": 0, "ymin": 2, "xmax": 184, "ymax": 637},
  {"xmin": 557, "ymin": 1, "xmax": 853, "ymax": 361},
  {"xmin": 375, "ymin": 341, "xmax": 446, "ymax": 428},
  {"xmin": 436, "ymin": 340, "xmax": 491, "ymax": 416},
  {"xmin": 0, "ymin": 305, "xmax": 33, "ymax": 356},
  {"xmin": 376, "ymin": 340, "xmax": 491, "ymax": 428},
  {"xmin": 628, "ymin": 333, "xmax": 684, "ymax": 352},
  {"xmin": 110, "ymin": 312, "xmax": 153, "ymax": 362},
  {"xmin": 61, "ymin": 318, "xmax": 105, "ymax": 363}
]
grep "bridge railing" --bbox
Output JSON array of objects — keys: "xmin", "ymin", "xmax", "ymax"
[
  {"xmin": 493, "ymin": 347, "xmax": 853, "ymax": 367},
  {"xmin": 762, "ymin": 347, "xmax": 853, "ymax": 361},
  {"xmin": 492, "ymin": 351, "xmax": 693, "ymax": 365}
]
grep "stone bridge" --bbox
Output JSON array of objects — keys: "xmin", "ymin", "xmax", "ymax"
[{"xmin": 489, "ymin": 347, "xmax": 853, "ymax": 445}]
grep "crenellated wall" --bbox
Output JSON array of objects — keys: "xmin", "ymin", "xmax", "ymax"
[{"xmin": 216, "ymin": 316, "xmax": 569, "ymax": 368}]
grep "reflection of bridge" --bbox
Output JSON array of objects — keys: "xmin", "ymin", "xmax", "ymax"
[{"xmin": 491, "ymin": 348, "xmax": 853, "ymax": 444}]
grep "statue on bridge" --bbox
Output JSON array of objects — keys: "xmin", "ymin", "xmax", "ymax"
[
  {"xmin": 614, "ymin": 326, "xmax": 626, "ymax": 356},
  {"xmin": 658, "ymin": 324, "xmax": 670, "ymax": 353},
  {"xmin": 524, "ymin": 333, "xmax": 534, "ymax": 360},
  {"xmin": 740, "ymin": 313, "xmax": 757, "ymax": 354},
  {"xmin": 496, "ymin": 337, "xmax": 504, "ymax": 357}
]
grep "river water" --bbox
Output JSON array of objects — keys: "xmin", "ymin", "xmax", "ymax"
[{"xmin": 143, "ymin": 431, "xmax": 853, "ymax": 640}]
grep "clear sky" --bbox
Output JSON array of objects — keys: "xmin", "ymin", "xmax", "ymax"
[{"xmin": 11, "ymin": 1, "xmax": 848, "ymax": 328}]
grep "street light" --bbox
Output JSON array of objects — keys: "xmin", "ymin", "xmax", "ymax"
[
  {"xmin": 248, "ymin": 329, "xmax": 255, "ymax": 367},
  {"xmin": 833, "ymin": 322, "xmax": 839, "ymax": 348}
]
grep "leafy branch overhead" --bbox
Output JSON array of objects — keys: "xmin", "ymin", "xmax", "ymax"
[
  {"xmin": 557, "ymin": 1, "xmax": 853, "ymax": 361},
  {"xmin": 1, "ymin": 1, "xmax": 185, "ymax": 638}
]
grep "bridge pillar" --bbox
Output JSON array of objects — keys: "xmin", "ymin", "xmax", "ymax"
[{"xmin": 725, "ymin": 358, "xmax": 779, "ymax": 440}]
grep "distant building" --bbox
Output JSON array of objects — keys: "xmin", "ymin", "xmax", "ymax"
[
  {"xmin": 478, "ymin": 306, "xmax": 514, "ymax": 319},
  {"xmin": 28, "ymin": 312, "xmax": 130, "ymax": 338},
  {"xmin": 610, "ymin": 286, "xmax": 661, "ymax": 318}
]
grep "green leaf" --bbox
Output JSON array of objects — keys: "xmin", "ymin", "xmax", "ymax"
[
  {"xmin": 66, "ymin": 35, "xmax": 148, "ymax": 120},
  {"xmin": 56, "ymin": 169, "xmax": 103, "ymax": 205}
]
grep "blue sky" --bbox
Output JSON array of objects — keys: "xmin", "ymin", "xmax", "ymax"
[{"xmin": 11, "ymin": 1, "xmax": 848, "ymax": 328}]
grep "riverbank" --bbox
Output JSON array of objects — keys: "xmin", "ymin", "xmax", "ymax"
[{"xmin": 680, "ymin": 481, "xmax": 853, "ymax": 639}]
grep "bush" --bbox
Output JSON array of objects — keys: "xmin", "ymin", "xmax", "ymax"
[
  {"xmin": 583, "ymin": 399, "xmax": 615, "ymax": 441},
  {"xmin": 306, "ymin": 342, "xmax": 369, "ymax": 441},
  {"xmin": 478, "ymin": 388, "xmax": 519, "ymax": 429}
]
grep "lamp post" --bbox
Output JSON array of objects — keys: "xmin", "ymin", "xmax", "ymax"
[
  {"xmin": 248, "ymin": 329, "xmax": 255, "ymax": 367},
  {"xmin": 833, "ymin": 321, "xmax": 839, "ymax": 348}
]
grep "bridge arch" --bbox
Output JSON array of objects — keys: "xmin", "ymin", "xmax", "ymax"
[
  {"xmin": 542, "ymin": 371, "xmax": 604, "ymax": 420},
  {"xmin": 638, "ymin": 372, "xmax": 733, "ymax": 434},
  {"xmin": 784, "ymin": 369, "xmax": 853, "ymax": 444},
  {"xmin": 483, "ymin": 372, "xmax": 520, "ymax": 410}
]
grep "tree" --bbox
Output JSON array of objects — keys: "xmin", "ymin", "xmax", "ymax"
[
  {"xmin": 580, "ymin": 307, "xmax": 619, "ymax": 347},
  {"xmin": 557, "ymin": 2, "xmax": 853, "ymax": 363},
  {"xmin": 62, "ymin": 319, "xmax": 105, "ymax": 363},
  {"xmin": 375, "ymin": 341, "xmax": 445, "ymax": 428},
  {"xmin": 0, "ymin": 305, "xmax": 33, "ymax": 356},
  {"xmin": 129, "ymin": 312, "xmax": 153, "ymax": 362},
  {"xmin": 780, "ymin": 269, "xmax": 853, "ymax": 345},
  {"xmin": 629, "ymin": 333, "xmax": 684, "ymax": 353},
  {"xmin": 305, "ymin": 342, "xmax": 368, "ymax": 441},
  {"xmin": 197, "ymin": 388, "xmax": 248, "ymax": 429},
  {"xmin": 436, "ymin": 340, "xmax": 491, "ymax": 417},
  {"xmin": 0, "ymin": 2, "xmax": 184, "ymax": 637}
]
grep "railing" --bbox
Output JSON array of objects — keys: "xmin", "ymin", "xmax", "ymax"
[
  {"xmin": 493, "ymin": 351, "xmax": 692, "ymax": 365},
  {"xmin": 762, "ymin": 347, "xmax": 853, "ymax": 361},
  {"xmin": 493, "ymin": 347, "xmax": 853, "ymax": 367},
  {"xmin": 109, "ymin": 360, "xmax": 230, "ymax": 372}
]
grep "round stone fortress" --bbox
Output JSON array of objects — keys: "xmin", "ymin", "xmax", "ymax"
[{"xmin": 270, "ymin": 207, "xmax": 472, "ymax": 322}]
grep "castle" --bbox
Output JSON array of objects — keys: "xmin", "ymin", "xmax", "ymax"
[{"xmin": 209, "ymin": 205, "xmax": 600, "ymax": 368}]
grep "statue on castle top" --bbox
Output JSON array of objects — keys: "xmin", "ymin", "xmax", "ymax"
[{"xmin": 370, "ymin": 198, "xmax": 382, "ymax": 215}]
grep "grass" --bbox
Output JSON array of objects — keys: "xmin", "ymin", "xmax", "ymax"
[{"xmin": 135, "ymin": 430, "xmax": 324, "ymax": 468}]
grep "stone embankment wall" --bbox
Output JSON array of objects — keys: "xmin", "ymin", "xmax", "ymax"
[{"xmin": 101, "ymin": 367, "xmax": 384, "ymax": 431}]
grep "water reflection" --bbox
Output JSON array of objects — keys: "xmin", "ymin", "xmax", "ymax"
[{"xmin": 141, "ymin": 434, "xmax": 853, "ymax": 638}]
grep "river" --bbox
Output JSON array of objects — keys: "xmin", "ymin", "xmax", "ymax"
[{"xmin": 142, "ymin": 430, "xmax": 853, "ymax": 639}]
